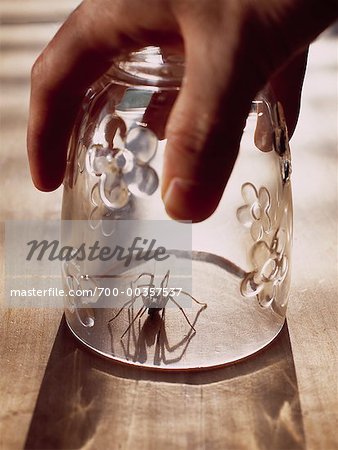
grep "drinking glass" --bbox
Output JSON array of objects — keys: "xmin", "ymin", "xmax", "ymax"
[{"xmin": 61, "ymin": 47, "xmax": 292, "ymax": 369}]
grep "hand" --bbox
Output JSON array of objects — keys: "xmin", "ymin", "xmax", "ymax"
[{"xmin": 27, "ymin": 0, "xmax": 338, "ymax": 221}]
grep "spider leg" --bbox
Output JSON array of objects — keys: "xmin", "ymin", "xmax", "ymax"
[
  {"xmin": 138, "ymin": 305, "xmax": 148, "ymax": 330},
  {"xmin": 132, "ymin": 272, "xmax": 154, "ymax": 289},
  {"xmin": 108, "ymin": 297, "xmax": 135, "ymax": 323},
  {"xmin": 181, "ymin": 291, "xmax": 207, "ymax": 307},
  {"xmin": 134, "ymin": 273, "xmax": 155, "ymax": 300},
  {"xmin": 156, "ymin": 308, "xmax": 165, "ymax": 345},
  {"xmin": 121, "ymin": 338, "xmax": 130, "ymax": 361},
  {"xmin": 162, "ymin": 302, "xmax": 211, "ymax": 354},
  {"xmin": 121, "ymin": 305, "xmax": 147, "ymax": 339},
  {"xmin": 168, "ymin": 295, "xmax": 196, "ymax": 332},
  {"xmin": 127, "ymin": 305, "xmax": 139, "ymax": 358},
  {"xmin": 154, "ymin": 308, "xmax": 165, "ymax": 364},
  {"xmin": 127, "ymin": 307, "xmax": 133, "ymax": 353},
  {"xmin": 160, "ymin": 270, "xmax": 170, "ymax": 289},
  {"xmin": 161, "ymin": 327, "xmax": 196, "ymax": 365}
]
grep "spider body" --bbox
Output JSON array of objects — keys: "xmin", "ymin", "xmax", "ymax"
[
  {"xmin": 143, "ymin": 287, "xmax": 169, "ymax": 315},
  {"xmin": 148, "ymin": 306, "xmax": 162, "ymax": 316}
]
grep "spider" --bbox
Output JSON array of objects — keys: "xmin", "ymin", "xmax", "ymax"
[
  {"xmin": 117, "ymin": 303, "xmax": 206, "ymax": 365},
  {"xmin": 108, "ymin": 270, "xmax": 207, "ymax": 340}
]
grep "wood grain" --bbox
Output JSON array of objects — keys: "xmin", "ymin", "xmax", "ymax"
[
  {"xmin": 0, "ymin": 3, "xmax": 337, "ymax": 449},
  {"xmin": 23, "ymin": 318, "xmax": 305, "ymax": 450}
]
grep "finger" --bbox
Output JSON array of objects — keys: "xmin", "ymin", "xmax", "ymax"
[
  {"xmin": 162, "ymin": 33, "xmax": 262, "ymax": 222},
  {"xmin": 143, "ymin": 91, "xmax": 178, "ymax": 140},
  {"xmin": 270, "ymin": 49, "xmax": 308, "ymax": 137},
  {"xmin": 27, "ymin": 3, "xmax": 131, "ymax": 191}
]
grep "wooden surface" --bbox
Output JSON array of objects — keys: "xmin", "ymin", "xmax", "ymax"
[{"xmin": 0, "ymin": 3, "xmax": 337, "ymax": 449}]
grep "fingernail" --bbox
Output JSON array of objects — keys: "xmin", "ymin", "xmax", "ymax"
[{"xmin": 163, "ymin": 177, "xmax": 200, "ymax": 220}]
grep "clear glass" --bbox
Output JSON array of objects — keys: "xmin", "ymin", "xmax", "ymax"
[{"xmin": 62, "ymin": 47, "xmax": 293, "ymax": 370}]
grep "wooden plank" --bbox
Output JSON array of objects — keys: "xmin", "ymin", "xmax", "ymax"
[
  {"xmin": 0, "ymin": 0, "xmax": 80, "ymax": 24},
  {"xmin": 0, "ymin": 23, "xmax": 61, "ymax": 49},
  {"xmin": 287, "ymin": 36, "xmax": 338, "ymax": 450},
  {"xmin": 22, "ymin": 319, "xmax": 306, "ymax": 450}
]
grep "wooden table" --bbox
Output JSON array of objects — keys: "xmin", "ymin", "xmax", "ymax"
[{"xmin": 1, "ymin": 2, "xmax": 337, "ymax": 449}]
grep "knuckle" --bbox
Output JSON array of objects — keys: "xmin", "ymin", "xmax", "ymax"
[{"xmin": 31, "ymin": 53, "xmax": 45, "ymax": 81}]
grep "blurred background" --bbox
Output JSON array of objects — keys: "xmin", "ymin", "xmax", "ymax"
[
  {"xmin": 0, "ymin": 2, "xmax": 337, "ymax": 449},
  {"xmin": 0, "ymin": 0, "xmax": 80, "ymax": 219}
]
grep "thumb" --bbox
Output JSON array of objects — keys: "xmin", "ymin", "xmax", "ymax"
[{"xmin": 162, "ymin": 33, "xmax": 262, "ymax": 222}]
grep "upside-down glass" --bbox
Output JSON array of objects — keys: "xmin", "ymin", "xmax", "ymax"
[{"xmin": 61, "ymin": 47, "xmax": 292, "ymax": 369}]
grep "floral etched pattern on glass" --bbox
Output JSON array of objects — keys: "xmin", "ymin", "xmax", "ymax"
[
  {"xmin": 237, "ymin": 180, "xmax": 291, "ymax": 312},
  {"xmin": 237, "ymin": 182, "xmax": 272, "ymax": 241},
  {"xmin": 240, "ymin": 228, "xmax": 288, "ymax": 308},
  {"xmin": 85, "ymin": 113, "xmax": 159, "ymax": 215},
  {"xmin": 62, "ymin": 252, "xmax": 100, "ymax": 327}
]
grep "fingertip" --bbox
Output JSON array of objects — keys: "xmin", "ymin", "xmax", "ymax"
[
  {"xmin": 30, "ymin": 168, "xmax": 65, "ymax": 192},
  {"xmin": 27, "ymin": 141, "xmax": 66, "ymax": 192},
  {"xmin": 163, "ymin": 177, "xmax": 220, "ymax": 222},
  {"xmin": 33, "ymin": 178, "xmax": 63, "ymax": 193}
]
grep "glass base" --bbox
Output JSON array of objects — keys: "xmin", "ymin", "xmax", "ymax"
[{"xmin": 65, "ymin": 253, "xmax": 285, "ymax": 370}]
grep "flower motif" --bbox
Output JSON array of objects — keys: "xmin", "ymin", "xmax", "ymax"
[
  {"xmin": 62, "ymin": 251, "xmax": 101, "ymax": 327},
  {"xmin": 240, "ymin": 228, "xmax": 288, "ymax": 308},
  {"xmin": 86, "ymin": 115, "xmax": 159, "ymax": 212},
  {"xmin": 89, "ymin": 182, "xmax": 118, "ymax": 237},
  {"xmin": 237, "ymin": 182, "xmax": 271, "ymax": 241}
]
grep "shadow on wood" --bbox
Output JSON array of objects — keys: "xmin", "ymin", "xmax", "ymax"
[{"xmin": 24, "ymin": 316, "xmax": 306, "ymax": 449}]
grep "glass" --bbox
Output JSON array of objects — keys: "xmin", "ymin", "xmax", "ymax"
[{"xmin": 61, "ymin": 47, "xmax": 292, "ymax": 370}]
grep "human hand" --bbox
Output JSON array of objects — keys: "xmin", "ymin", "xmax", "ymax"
[{"xmin": 27, "ymin": 0, "xmax": 338, "ymax": 221}]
